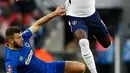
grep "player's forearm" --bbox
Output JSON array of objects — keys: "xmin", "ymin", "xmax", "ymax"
[
  {"xmin": 29, "ymin": 6, "xmax": 65, "ymax": 34},
  {"xmin": 34, "ymin": 12, "xmax": 58, "ymax": 26}
]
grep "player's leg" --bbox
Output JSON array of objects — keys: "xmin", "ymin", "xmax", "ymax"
[
  {"xmin": 64, "ymin": 61, "xmax": 86, "ymax": 73},
  {"xmin": 48, "ymin": 61, "xmax": 85, "ymax": 73},
  {"xmin": 75, "ymin": 29, "xmax": 97, "ymax": 73},
  {"xmin": 67, "ymin": 16, "xmax": 97, "ymax": 73},
  {"xmin": 88, "ymin": 11, "xmax": 111, "ymax": 48},
  {"xmin": 96, "ymin": 33, "xmax": 111, "ymax": 48}
]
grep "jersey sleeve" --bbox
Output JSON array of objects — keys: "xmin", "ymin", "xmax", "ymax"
[
  {"xmin": 5, "ymin": 60, "xmax": 17, "ymax": 73},
  {"xmin": 21, "ymin": 29, "xmax": 33, "ymax": 40}
]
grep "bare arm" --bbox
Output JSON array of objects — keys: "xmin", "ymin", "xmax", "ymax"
[{"xmin": 29, "ymin": 6, "xmax": 65, "ymax": 34}]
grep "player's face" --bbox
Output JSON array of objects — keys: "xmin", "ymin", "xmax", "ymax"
[{"xmin": 12, "ymin": 33, "xmax": 23, "ymax": 48}]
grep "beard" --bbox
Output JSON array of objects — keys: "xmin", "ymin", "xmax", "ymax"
[{"xmin": 13, "ymin": 41, "xmax": 22, "ymax": 48}]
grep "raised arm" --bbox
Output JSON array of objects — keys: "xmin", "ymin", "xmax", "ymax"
[{"xmin": 29, "ymin": 6, "xmax": 65, "ymax": 34}]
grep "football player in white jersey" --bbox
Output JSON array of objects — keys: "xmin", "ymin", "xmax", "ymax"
[{"xmin": 65, "ymin": 0, "xmax": 111, "ymax": 73}]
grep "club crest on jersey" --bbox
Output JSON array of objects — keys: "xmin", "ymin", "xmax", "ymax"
[
  {"xmin": 25, "ymin": 50, "xmax": 33, "ymax": 65},
  {"xmin": 7, "ymin": 65, "xmax": 12, "ymax": 73},
  {"xmin": 25, "ymin": 42, "xmax": 30, "ymax": 47},
  {"xmin": 72, "ymin": 20, "xmax": 77, "ymax": 25}
]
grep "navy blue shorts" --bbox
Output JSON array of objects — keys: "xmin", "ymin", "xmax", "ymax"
[
  {"xmin": 67, "ymin": 11, "xmax": 109, "ymax": 39},
  {"xmin": 45, "ymin": 61, "xmax": 65, "ymax": 73}
]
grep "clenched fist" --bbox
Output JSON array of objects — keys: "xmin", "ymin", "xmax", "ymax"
[{"xmin": 54, "ymin": 6, "xmax": 66, "ymax": 16}]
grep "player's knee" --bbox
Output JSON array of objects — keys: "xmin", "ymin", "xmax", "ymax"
[
  {"xmin": 74, "ymin": 29, "xmax": 88, "ymax": 40},
  {"xmin": 78, "ymin": 63, "xmax": 86, "ymax": 73},
  {"xmin": 99, "ymin": 35, "xmax": 112, "ymax": 48},
  {"xmin": 103, "ymin": 39, "xmax": 111, "ymax": 48}
]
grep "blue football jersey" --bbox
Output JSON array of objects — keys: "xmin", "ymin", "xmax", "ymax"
[{"xmin": 5, "ymin": 29, "xmax": 46, "ymax": 73}]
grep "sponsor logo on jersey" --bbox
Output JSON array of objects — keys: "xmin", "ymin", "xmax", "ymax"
[{"xmin": 25, "ymin": 50, "xmax": 33, "ymax": 65}]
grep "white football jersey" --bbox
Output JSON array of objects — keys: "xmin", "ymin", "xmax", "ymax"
[{"xmin": 65, "ymin": 0, "xmax": 95, "ymax": 17}]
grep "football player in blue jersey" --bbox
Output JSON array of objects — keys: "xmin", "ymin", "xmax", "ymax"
[{"xmin": 5, "ymin": 6, "xmax": 86, "ymax": 73}]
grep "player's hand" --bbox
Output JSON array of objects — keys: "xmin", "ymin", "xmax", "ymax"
[{"xmin": 54, "ymin": 6, "xmax": 66, "ymax": 16}]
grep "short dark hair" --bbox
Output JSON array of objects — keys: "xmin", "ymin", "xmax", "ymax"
[{"xmin": 5, "ymin": 26, "xmax": 21, "ymax": 40}]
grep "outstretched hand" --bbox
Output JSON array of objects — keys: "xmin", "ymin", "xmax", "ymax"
[{"xmin": 54, "ymin": 6, "xmax": 66, "ymax": 16}]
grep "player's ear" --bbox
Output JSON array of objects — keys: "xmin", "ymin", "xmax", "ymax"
[{"xmin": 8, "ymin": 39, "xmax": 14, "ymax": 44}]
